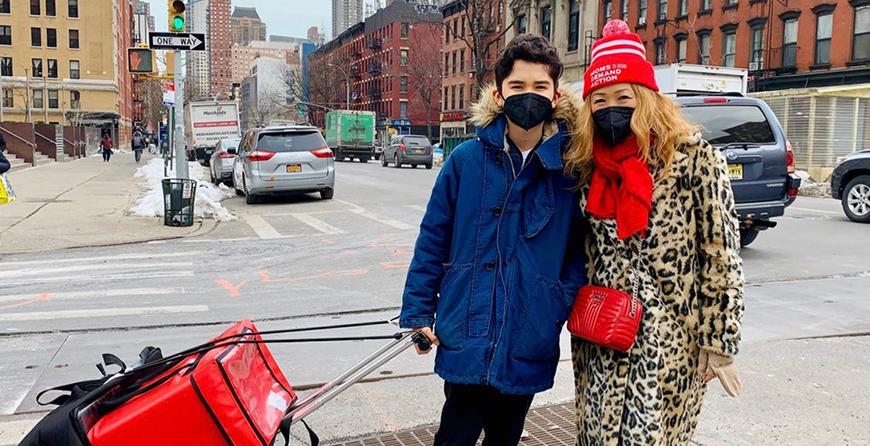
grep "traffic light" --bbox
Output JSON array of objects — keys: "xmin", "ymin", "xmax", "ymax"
[
  {"xmin": 128, "ymin": 48, "xmax": 155, "ymax": 73},
  {"xmin": 168, "ymin": 0, "xmax": 185, "ymax": 32}
]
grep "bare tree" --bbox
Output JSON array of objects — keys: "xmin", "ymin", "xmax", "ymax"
[
  {"xmin": 407, "ymin": 27, "xmax": 443, "ymax": 140},
  {"xmin": 138, "ymin": 79, "xmax": 165, "ymax": 132}
]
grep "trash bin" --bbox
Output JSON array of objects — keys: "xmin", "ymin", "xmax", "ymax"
[{"xmin": 162, "ymin": 178, "xmax": 197, "ymax": 227}]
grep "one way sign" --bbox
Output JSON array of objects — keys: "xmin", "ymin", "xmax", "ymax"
[{"xmin": 149, "ymin": 32, "xmax": 206, "ymax": 51}]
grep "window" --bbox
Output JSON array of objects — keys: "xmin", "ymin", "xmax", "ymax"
[
  {"xmin": 68, "ymin": 0, "xmax": 78, "ymax": 17},
  {"xmin": 48, "ymin": 90, "xmax": 59, "ymax": 108},
  {"xmin": 444, "ymin": 54, "xmax": 449, "ymax": 76},
  {"xmin": 517, "ymin": 14, "xmax": 527, "ymax": 34},
  {"xmin": 400, "ymin": 22, "xmax": 409, "ymax": 39},
  {"xmin": 460, "ymin": 49, "xmax": 465, "ymax": 72},
  {"xmin": 443, "ymin": 86, "xmax": 448, "ymax": 110},
  {"xmin": 400, "ymin": 49, "xmax": 408, "ymax": 66},
  {"xmin": 33, "ymin": 89, "xmax": 43, "ymax": 108},
  {"xmin": 69, "ymin": 29, "xmax": 79, "ymax": 48},
  {"xmin": 814, "ymin": 13, "xmax": 832, "ymax": 64},
  {"xmin": 31, "ymin": 27, "xmax": 41, "ymax": 46},
  {"xmin": 30, "ymin": 0, "xmax": 39, "ymax": 15},
  {"xmin": 678, "ymin": 0, "xmax": 687, "ymax": 16},
  {"xmin": 681, "ymin": 105, "xmax": 776, "ymax": 145},
  {"xmin": 400, "ymin": 75, "xmax": 408, "ymax": 93},
  {"xmin": 452, "ymin": 51, "xmax": 457, "ymax": 74},
  {"xmin": 569, "ymin": 0, "xmax": 580, "ymax": 50},
  {"xmin": 854, "ymin": 5, "xmax": 870, "ymax": 61},
  {"xmin": 0, "ymin": 0, "xmax": 9, "ymax": 14},
  {"xmin": 47, "ymin": 59, "xmax": 57, "ymax": 78},
  {"xmin": 750, "ymin": 24, "xmax": 765, "ymax": 69},
  {"xmin": 638, "ymin": 0, "xmax": 647, "ymax": 25},
  {"xmin": 400, "ymin": 101, "xmax": 408, "ymax": 118},
  {"xmin": 3, "ymin": 89, "xmax": 12, "ymax": 108},
  {"xmin": 453, "ymin": 18, "xmax": 458, "ymax": 38},
  {"xmin": 451, "ymin": 85, "xmax": 456, "ymax": 110},
  {"xmin": 32, "ymin": 58, "xmax": 43, "ymax": 77},
  {"xmin": 604, "ymin": 0, "xmax": 613, "ymax": 21},
  {"xmin": 445, "ymin": 24, "xmax": 450, "ymax": 43},
  {"xmin": 459, "ymin": 84, "xmax": 465, "ymax": 110},
  {"xmin": 622, "ymin": 0, "xmax": 629, "ymax": 21},
  {"xmin": 655, "ymin": 39, "xmax": 666, "ymax": 64},
  {"xmin": 699, "ymin": 32, "xmax": 711, "ymax": 64},
  {"xmin": 0, "ymin": 25, "xmax": 10, "ymax": 45},
  {"xmin": 658, "ymin": 0, "xmax": 667, "ymax": 21},
  {"xmin": 782, "ymin": 18, "xmax": 798, "ymax": 67},
  {"xmin": 46, "ymin": 0, "xmax": 55, "ymax": 16},
  {"xmin": 541, "ymin": 6, "xmax": 552, "ymax": 40},
  {"xmin": 47, "ymin": 28, "xmax": 57, "ymax": 47},
  {"xmin": 70, "ymin": 90, "xmax": 80, "ymax": 109},
  {"xmin": 1, "ymin": 57, "xmax": 11, "ymax": 76},
  {"xmin": 461, "ymin": 16, "xmax": 466, "ymax": 37},
  {"xmin": 723, "ymin": 29, "xmax": 737, "ymax": 67},
  {"xmin": 676, "ymin": 36, "xmax": 687, "ymax": 62},
  {"xmin": 70, "ymin": 60, "xmax": 79, "ymax": 79},
  {"xmin": 701, "ymin": 0, "xmax": 711, "ymax": 11}
]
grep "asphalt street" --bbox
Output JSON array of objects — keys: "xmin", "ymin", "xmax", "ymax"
[{"xmin": 1, "ymin": 160, "xmax": 868, "ymax": 444}]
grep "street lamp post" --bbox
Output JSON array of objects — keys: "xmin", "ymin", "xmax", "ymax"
[{"xmin": 327, "ymin": 63, "xmax": 350, "ymax": 110}]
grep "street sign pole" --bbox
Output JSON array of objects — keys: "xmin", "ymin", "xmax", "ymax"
[{"xmin": 173, "ymin": 50, "xmax": 188, "ymax": 179}]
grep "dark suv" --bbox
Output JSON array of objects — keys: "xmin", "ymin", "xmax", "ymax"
[
  {"xmin": 831, "ymin": 150, "xmax": 870, "ymax": 223},
  {"xmin": 676, "ymin": 95, "xmax": 802, "ymax": 247},
  {"xmin": 382, "ymin": 135, "xmax": 434, "ymax": 169}
]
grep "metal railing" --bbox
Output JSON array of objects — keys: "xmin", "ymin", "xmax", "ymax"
[{"xmin": 0, "ymin": 126, "xmax": 37, "ymax": 167}]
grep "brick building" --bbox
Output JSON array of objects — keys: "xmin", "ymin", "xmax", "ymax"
[
  {"xmin": 309, "ymin": 1, "xmax": 443, "ymax": 142},
  {"xmin": 602, "ymin": 0, "xmax": 870, "ymax": 91},
  {"xmin": 231, "ymin": 41, "xmax": 301, "ymax": 86},
  {"xmin": 231, "ymin": 6, "xmax": 267, "ymax": 47},
  {"xmin": 208, "ymin": 0, "xmax": 233, "ymax": 99}
]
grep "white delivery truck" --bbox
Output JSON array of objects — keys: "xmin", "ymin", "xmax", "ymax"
[
  {"xmin": 653, "ymin": 64, "xmax": 748, "ymax": 95},
  {"xmin": 184, "ymin": 101, "xmax": 241, "ymax": 164}
]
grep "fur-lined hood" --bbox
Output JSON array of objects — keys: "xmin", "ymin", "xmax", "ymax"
[{"xmin": 469, "ymin": 83, "xmax": 583, "ymax": 133}]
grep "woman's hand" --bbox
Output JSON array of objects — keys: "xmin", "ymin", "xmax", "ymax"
[
  {"xmin": 413, "ymin": 327, "xmax": 440, "ymax": 355},
  {"xmin": 698, "ymin": 348, "xmax": 742, "ymax": 397}
]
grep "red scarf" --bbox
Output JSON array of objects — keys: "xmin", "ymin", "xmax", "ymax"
[{"xmin": 586, "ymin": 135, "xmax": 653, "ymax": 240}]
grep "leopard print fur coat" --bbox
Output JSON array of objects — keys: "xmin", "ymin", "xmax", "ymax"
[{"xmin": 572, "ymin": 135, "xmax": 745, "ymax": 446}]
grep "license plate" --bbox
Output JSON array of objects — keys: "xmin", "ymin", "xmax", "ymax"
[
  {"xmin": 287, "ymin": 164, "xmax": 302, "ymax": 173},
  {"xmin": 415, "ymin": 149, "xmax": 425, "ymax": 154},
  {"xmin": 727, "ymin": 164, "xmax": 743, "ymax": 181}
]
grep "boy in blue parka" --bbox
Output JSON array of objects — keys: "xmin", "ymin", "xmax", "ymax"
[{"xmin": 400, "ymin": 35, "xmax": 587, "ymax": 446}]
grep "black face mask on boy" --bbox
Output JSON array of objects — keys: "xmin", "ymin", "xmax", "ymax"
[
  {"xmin": 592, "ymin": 106, "xmax": 635, "ymax": 146},
  {"xmin": 502, "ymin": 93, "xmax": 555, "ymax": 130}
]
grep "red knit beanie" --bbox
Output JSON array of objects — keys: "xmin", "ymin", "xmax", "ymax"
[{"xmin": 583, "ymin": 20, "xmax": 659, "ymax": 98}]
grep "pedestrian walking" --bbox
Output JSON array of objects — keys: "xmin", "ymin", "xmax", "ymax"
[
  {"xmin": 400, "ymin": 34, "xmax": 587, "ymax": 446},
  {"xmin": 132, "ymin": 131, "xmax": 144, "ymax": 163},
  {"xmin": 100, "ymin": 134, "xmax": 113, "ymax": 162},
  {"xmin": 563, "ymin": 20, "xmax": 745, "ymax": 446}
]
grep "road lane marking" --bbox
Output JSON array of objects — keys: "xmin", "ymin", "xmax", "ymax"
[
  {"xmin": 0, "ymin": 262, "xmax": 192, "ymax": 279},
  {"xmin": 244, "ymin": 214, "xmax": 283, "ymax": 239},
  {"xmin": 791, "ymin": 207, "xmax": 841, "ymax": 215},
  {"xmin": 259, "ymin": 268, "xmax": 368, "ymax": 283},
  {"xmin": 0, "ymin": 251, "xmax": 202, "ymax": 268},
  {"xmin": 290, "ymin": 213, "xmax": 346, "ymax": 235},
  {"xmin": 0, "ymin": 271, "xmax": 194, "ymax": 287},
  {"xmin": 405, "ymin": 205, "xmax": 427, "ymax": 213},
  {"xmin": 0, "ymin": 305, "xmax": 210, "ymax": 321},
  {"xmin": 0, "ymin": 287, "xmax": 186, "ymax": 304},
  {"xmin": 349, "ymin": 208, "xmax": 414, "ymax": 230}
]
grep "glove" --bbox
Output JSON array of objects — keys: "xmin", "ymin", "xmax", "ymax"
[{"xmin": 698, "ymin": 348, "xmax": 742, "ymax": 398}]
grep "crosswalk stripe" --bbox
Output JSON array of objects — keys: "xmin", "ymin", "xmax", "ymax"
[
  {"xmin": 290, "ymin": 213, "xmax": 346, "ymax": 235},
  {"xmin": 0, "ymin": 262, "xmax": 192, "ymax": 279},
  {"xmin": 0, "ymin": 270, "xmax": 194, "ymax": 287},
  {"xmin": 0, "ymin": 251, "xmax": 201, "ymax": 268},
  {"xmin": 405, "ymin": 205, "xmax": 427, "ymax": 213},
  {"xmin": 349, "ymin": 208, "xmax": 414, "ymax": 230},
  {"xmin": 244, "ymin": 214, "xmax": 283, "ymax": 239},
  {"xmin": 0, "ymin": 287, "xmax": 185, "ymax": 304},
  {"xmin": 0, "ymin": 305, "xmax": 209, "ymax": 321}
]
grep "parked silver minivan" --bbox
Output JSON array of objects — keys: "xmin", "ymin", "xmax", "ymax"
[
  {"xmin": 209, "ymin": 137, "xmax": 241, "ymax": 186},
  {"xmin": 233, "ymin": 126, "xmax": 335, "ymax": 204}
]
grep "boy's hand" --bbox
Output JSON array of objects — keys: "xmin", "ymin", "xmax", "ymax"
[{"xmin": 413, "ymin": 327, "xmax": 439, "ymax": 355}]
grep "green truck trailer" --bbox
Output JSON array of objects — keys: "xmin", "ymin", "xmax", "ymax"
[{"xmin": 325, "ymin": 110, "xmax": 376, "ymax": 162}]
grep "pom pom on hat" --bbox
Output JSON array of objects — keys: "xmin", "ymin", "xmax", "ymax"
[{"xmin": 582, "ymin": 20, "xmax": 659, "ymax": 98}]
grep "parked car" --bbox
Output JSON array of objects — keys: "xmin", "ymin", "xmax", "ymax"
[
  {"xmin": 209, "ymin": 137, "xmax": 241, "ymax": 186},
  {"xmin": 676, "ymin": 95, "xmax": 802, "ymax": 247},
  {"xmin": 382, "ymin": 135, "xmax": 433, "ymax": 169},
  {"xmin": 831, "ymin": 149, "xmax": 870, "ymax": 223},
  {"xmin": 232, "ymin": 125, "xmax": 335, "ymax": 204}
]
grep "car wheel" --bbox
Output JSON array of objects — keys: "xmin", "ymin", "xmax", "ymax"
[
  {"xmin": 425, "ymin": 163, "xmax": 433, "ymax": 170},
  {"xmin": 412, "ymin": 164, "xmax": 418, "ymax": 169},
  {"xmin": 374, "ymin": 153, "xmax": 381, "ymax": 161},
  {"xmin": 234, "ymin": 175, "xmax": 244, "ymax": 196},
  {"xmin": 320, "ymin": 187, "xmax": 335, "ymax": 200},
  {"xmin": 359, "ymin": 157, "xmax": 367, "ymax": 163},
  {"xmin": 381, "ymin": 154, "xmax": 388, "ymax": 167},
  {"xmin": 842, "ymin": 175, "xmax": 870, "ymax": 223},
  {"xmin": 243, "ymin": 176, "xmax": 259, "ymax": 204},
  {"xmin": 739, "ymin": 229, "xmax": 759, "ymax": 248},
  {"xmin": 393, "ymin": 154, "xmax": 401, "ymax": 168}
]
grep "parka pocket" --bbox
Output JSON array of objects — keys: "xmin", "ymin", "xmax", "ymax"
[
  {"xmin": 523, "ymin": 179, "xmax": 556, "ymax": 238},
  {"xmin": 435, "ymin": 263, "xmax": 473, "ymax": 350},
  {"xmin": 510, "ymin": 275, "xmax": 570, "ymax": 362}
]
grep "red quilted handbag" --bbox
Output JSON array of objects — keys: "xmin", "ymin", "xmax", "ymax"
[{"xmin": 567, "ymin": 285, "xmax": 642, "ymax": 352}]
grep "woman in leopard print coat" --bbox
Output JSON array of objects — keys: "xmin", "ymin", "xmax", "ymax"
[{"xmin": 563, "ymin": 20, "xmax": 745, "ymax": 445}]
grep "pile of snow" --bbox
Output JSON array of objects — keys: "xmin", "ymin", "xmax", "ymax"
[
  {"xmin": 796, "ymin": 170, "xmax": 832, "ymax": 198},
  {"xmin": 129, "ymin": 158, "xmax": 237, "ymax": 221}
]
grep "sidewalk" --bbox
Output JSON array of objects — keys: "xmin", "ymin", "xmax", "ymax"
[{"xmin": 0, "ymin": 153, "xmax": 216, "ymax": 254}]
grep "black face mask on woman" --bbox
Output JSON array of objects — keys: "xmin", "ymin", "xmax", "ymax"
[
  {"xmin": 593, "ymin": 106, "xmax": 635, "ymax": 146},
  {"xmin": 502, "ymin": 92, "xmax": 554, "ymax": 130}
]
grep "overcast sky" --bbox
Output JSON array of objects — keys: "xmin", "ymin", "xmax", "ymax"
[{"xmin": 150, "ymin": 0, "xmax": 334, "ymax": 40}]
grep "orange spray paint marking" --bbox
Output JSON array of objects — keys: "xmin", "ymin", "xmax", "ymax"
[
  {"xmin": 259, "ymin": 270, "xmax": 272, "ymax": 283},
  {"xmin": 0, "ymin": 293, "xmax": 50, "ymax": 310},
  {"xmin": 215, "ymin": 279, "xmax": 247, "ymax": 298},
  {"xmin": 380, "ymin": 261, "xmax": 410, "ymax": 270},
  {"xmin": 264, "ymin": 269, "xmax": 370, "ymax": 284}
]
